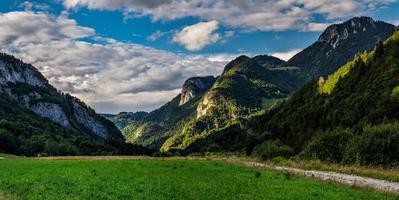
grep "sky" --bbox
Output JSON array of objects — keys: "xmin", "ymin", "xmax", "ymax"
[{"xmin": 0, "ymin": 0, "xmax": 398, "ymax": 113}]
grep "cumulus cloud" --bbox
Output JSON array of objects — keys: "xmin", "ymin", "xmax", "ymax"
[
  {"xmin": 0, "ymin": 11, "xmax": 227, "ymax": 113},
  {"xmin": 0, "ymin": 11, "xmax": 94, "ymax": 46},
  {"xmin": 63, "ymin": 0, "xmax": 397, "ymax": 32},
  {"xmin": 271, "ymin": 49, "xmax": 301, "ymax": 61},
  {"xmin": 172, "ymin": 21, "xmax": 220, "ymax": 51}
]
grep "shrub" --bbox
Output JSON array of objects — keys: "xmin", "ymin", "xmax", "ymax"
[
  {"xmin": 343, "ymin": 123, "xmax": 399, "ymax": 166},
  {"xmin": 302, "ymin": 129, "xmax": 354, "ymax": 163},
  {"xmin": 253, "ymin": 140, "xmax": 294, "ymax": 160},
  {"xmin": 254, "ymin": 171, "xmax": 261, "ymax": 178}
]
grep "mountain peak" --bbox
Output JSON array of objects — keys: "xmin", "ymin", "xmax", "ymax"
[
  {"xmin": 252, "ymin": 55, "xmax": 286, "ymax": 68},
  {"xmin": 318, "ymin": 16, "xmax": 379, "ymax": 46},
  {"xmin": 222, "ymin": 55, "xmax": 251, "ymax": 74},
  {"xmin": 287, "ymin": 16, "xmax": 396, "ymax": 79}
]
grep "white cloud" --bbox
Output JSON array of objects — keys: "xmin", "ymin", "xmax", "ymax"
[
  {"xmin": 271, "ymin": 49, "xmax": 301, "ymax": 61},
  {"xmin": 63, "ymin": 0, "xmax": 169, "ymax": 10},
  {"xmin": 390, "ymin": 19, "xmax": 399, "ymax": 26},
  {"xmin": 0, "ymin": 11, "xmax": 228, "ymax": 113},
  {"xmin": 147, "ymin": 30, "xmax": 167, "ymax": 41},
  {"xmin": 19, "ymin": 1, "xmax": 51, "ymax": 11},
  {"xmin": 172, "ymin": 21, "xmax": 220, "ymax": 51},
  {"xmin": 0, "ymin": 11, "xmax": 94, "ymax": 46},
  {"xmin": 63, "ymin": 0, "xmax": 397, "ymax": 32},
  {"xmin": 207, "ymin": 54, "xmax": 241, "ymax": 62},
  {"xmin": 306, "ymin": 23, "xmax": 331, "ymax": 32}
]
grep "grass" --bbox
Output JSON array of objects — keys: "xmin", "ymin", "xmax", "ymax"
[
  {"xmin": 0, "ymin": 153, "xmax": 20, "ymax": 159},
  {"xmin": 0, "ymin": 158, "xmax": 397, "ymax": 200}
]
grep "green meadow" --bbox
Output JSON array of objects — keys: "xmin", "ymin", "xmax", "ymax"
[{"xmin": 0, "ymin": 158, "xmax": 397, "ymax": 200}]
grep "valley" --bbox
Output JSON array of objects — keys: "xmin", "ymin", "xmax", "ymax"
[{"xmin": 0, "ymin": 1, "xmax": 398, "ymax": 198}]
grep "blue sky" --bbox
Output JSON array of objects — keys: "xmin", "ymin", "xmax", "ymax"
[{"xmin": 0, "ymin": 0, "xmax": 398, "ymax": 113}]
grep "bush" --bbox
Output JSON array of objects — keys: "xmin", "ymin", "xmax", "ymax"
[
  {"xmin": 253, "ymin": 140, "xmax": 294, "ymax": 160},
  {"xmin": 343, "ymin": 123, "xmax": 399, "ymax": 166},
  {"xmin": 302, "ymin": 129, "xmax": 354, "ymax": 163}
]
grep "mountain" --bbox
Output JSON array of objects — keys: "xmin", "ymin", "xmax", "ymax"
[
  {"xmin": 188, "ymin": 30, "xmax": 399, "ymax": 165},
  {"xmin": 105, "ymin": 76, "xmax": 216, "ymax": 150},
  {"xmin": 0, "ymin": 53, "xmax": 151, "ymax": 156},
  {"xmin": 107, "ymin": 17, "xmax": 397, "ymax": 156},
  {"xmin": 286, "ymin": 16, "xmax": 396, "ymax": 80},
  {"xmin": 161, "ymin": 55, "xmax": 301, "ymax": 152}
]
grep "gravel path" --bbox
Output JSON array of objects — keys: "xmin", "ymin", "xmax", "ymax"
[{"xmin": 243, "ymin": 161, "xmax": 399, "ymax": 194}]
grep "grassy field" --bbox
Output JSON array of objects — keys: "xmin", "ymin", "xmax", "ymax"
[{"xmin": 0, "ymin": 158, "xmax": 397, "ymax": 200}]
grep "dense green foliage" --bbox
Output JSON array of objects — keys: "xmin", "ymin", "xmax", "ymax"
[
  {"xmin": 0, "ymin": 159, "xmax": 394, "ymax": 199},
  {"xmin": 253, "ymin": 140, "xmax": 294, "ymax": 160}
]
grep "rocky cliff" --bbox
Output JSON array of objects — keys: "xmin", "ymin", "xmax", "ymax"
[{"xmin": 179, "ymin": 76, "xmax": 216, "ymax": 106}]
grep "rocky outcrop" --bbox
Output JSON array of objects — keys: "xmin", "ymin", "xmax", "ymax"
[
  {"xmin": 179, "ymin": 76, "xmax": 216, "ymax": 106},
  {"xmin": 31, "ymin": 102, "xmax": 72, "ymax": 128},
  {"xmin": 72, "ymin": 100, "xmax": 109, "ymax": 139},
  {"xmin": 196, "ymin": 93, "xmax": 213, "ymax": 119},
  {"xmin": 318, "ymin": 17, "xmax": 377, "ymax": 48},
  {"xmin": 0, "ymin": 61, "xmax": 47, "ymax": 87}
]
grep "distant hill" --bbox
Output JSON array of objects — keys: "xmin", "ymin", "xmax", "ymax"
[{"xmin": 0, "ymin": 53, "xmax": 151, "ymax": 156}]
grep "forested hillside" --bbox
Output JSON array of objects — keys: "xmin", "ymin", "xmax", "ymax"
[{"xmin": 189, "ymin": 31, "xmax": 399, "ymax": 166}]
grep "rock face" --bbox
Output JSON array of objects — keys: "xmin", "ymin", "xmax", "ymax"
[
  {"xmin": 179, "ymin": 76, "xmax": 216, "ymax": 106},
  {"xmin": 72, "ymin": 100, "xmax": 109, "ymax": 139},
  {"xmin": 31, "ymin": 102, "xmax": 72, "ymax": 128},
  {"xmin": 0, "ymin": 59, "xmax": 47, "ymax": 87},
  {"xmin": 286, "ymin": 16, "xmax": 396, "ymax": 80},
  {"xmin": 0, "ymin": 52, "xmax": 123, "ymax": 141}
]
